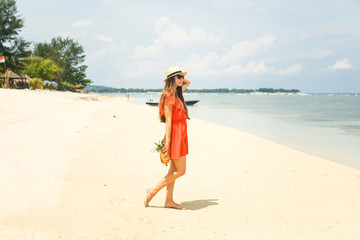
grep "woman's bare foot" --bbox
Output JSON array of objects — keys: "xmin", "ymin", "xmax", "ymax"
[
  {"xmin": 144, "ymin": 189, "xmax": 153, "ymax": 207},
  {"xmin": 165, "ymin": 200, "xmax": 186, "ymax": 210}
]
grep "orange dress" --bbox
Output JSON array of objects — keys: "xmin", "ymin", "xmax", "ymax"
[{"xmin": 159, "ymin": 92, "xmax": 188, "ymax": 160}]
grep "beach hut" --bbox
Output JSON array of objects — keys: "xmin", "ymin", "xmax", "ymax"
[
  {"xmin": 0, "ymin": 70, "xmax": 30, "ymax": 89},
  {"xmin": 18, "ymin": 74, "xmax": 31, "ymax": 89}
]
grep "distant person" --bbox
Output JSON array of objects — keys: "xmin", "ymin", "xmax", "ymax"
[
  {"xmin": 144, "ymin": 66, "xmax": 191, "ymax": 210},
  {"xmin": 125, "ymin": 93, "xmax": 129, "ymax": 102}
]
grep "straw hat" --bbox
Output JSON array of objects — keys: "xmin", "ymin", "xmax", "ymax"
[{"xmin": 164, "ymin": 66, "xmax": 187, "ymax": 82}]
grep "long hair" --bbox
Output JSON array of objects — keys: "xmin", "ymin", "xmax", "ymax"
[{"xmin": 159, "ymin": 76, "xmax": 190, "ymax": 122}]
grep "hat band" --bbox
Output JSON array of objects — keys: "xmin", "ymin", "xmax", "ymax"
[{"xmin": 167, "ymin": 71, "xmax": 182, "ymax": 78}]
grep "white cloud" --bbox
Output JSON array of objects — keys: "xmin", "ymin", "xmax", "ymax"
[
  {"xmin": 73, "ymin": 19, "xmax": 93, "ymax": 27},
  {"xmin": 183, "ymin": 52, "xmax": 272, "ymax": 76},
  {"xmin": 94, "ymin": 34, "xmax": 114, "ymax": 43},
  {"xmin": 183, "ymin": 45, "xmax": 303, "ymax": 77},
  {"xmin": 191, "ymin": 27, "xmax": 219, "ymax": 44},
  {"xmin": 132, "ymin": 45, "xmax": 162, "ymax": 59},
  {"xmin": 327, "ymin": 58, "xmax": 353, "ymax": 71},
  {"xmin": 224, "ymin": 62, "xmax": 303, "ymax": 76},
  {"xmin": 297, "ymin": 48, "xmax": 332, "ymax": 59},
  {"xmin": 224, "ymin": 62, "xmax": 271, "ymax": 75},
  {"xmin": 131, "ymin": 16, "xmax": 219, "ymax": 59},
  {"xmin": 277, "ymin": 64, "xmax": 303, "ymax": 75},
  {"xmin": 220, "ymin": 35, "xmax": 277, "ymax": 63},
  {"xmin": 122, "ymin": 66, "xmax": 156, "ymax": 78},
  {"xmin": 154, "ymin": 19, "xmax": 190, "ymax": 47},
  {"xmin": 154, "ymin": 16, "xmax": 171, "ymax": 34},
  {"xmin": 183, "ymin": 52, "xmax": 221, "ymax": 76},
  {"xmin": 121, "ymin": 62, "xmax": 163, "ymax": 78},
  {"xmin": 308, "ymin": 49, "xmax": 332, "ymax": 59},
  {"xmin": 88, "ymin": 39, "xmax": 128, "ymax": 63}
]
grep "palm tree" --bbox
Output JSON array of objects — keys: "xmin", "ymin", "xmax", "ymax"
[{"xmin": 30, "ymin": 78, "xmax": 44, "ymax": 90}]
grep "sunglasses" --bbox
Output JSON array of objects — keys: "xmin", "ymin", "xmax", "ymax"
[{"xmin": 176, "ymin": 75, "xmax": 184, "ymax": 79}]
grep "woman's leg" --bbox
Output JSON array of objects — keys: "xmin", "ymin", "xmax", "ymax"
[
  {"xmin": 164, "ymin": 160, "xmax": 185, "ymax": 209},
  {"xmin": 165, "ymin": 160, "xmax": 176, "ymax": 202},
  {"xmin": 145, "ymin": 156, "xmax": 186, "ymax": 208}
]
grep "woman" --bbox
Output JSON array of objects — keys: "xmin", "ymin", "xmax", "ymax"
[{"xmin": 144, "ymin": 66, "xmax": 191, "ymax": 210}]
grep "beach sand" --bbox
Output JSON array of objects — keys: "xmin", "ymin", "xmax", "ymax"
[{"xmin": 1, "ymin": 88, "xmax": 360, "ymax": 240}]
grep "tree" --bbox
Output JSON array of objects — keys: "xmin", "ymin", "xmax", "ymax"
[
  {"xmin": 33, "ymin": 37, "xmax": 92, "ymax": 86},
  {"xmin": 29, "ymin": 77, "xmax": 44, "ymax": 90},
  {"xmin": 0, "ymin": 0, "xmax": 31, "ymax": 72},
  {"xmin": 22, "ymin": 56, "xmax": 63, "ymax": 81}
]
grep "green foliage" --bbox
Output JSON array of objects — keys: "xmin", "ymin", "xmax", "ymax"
[
  {"xmin": 80, "ymin": 78, "xmax": 92, "ymax": 86},
  {"xmin": 29, "ymin": 78, "xmax": 44, "ymax": 90},
  {"xmin": 0, "ymin": 0, "xmax": 31, "ymax": 72},
  {"xmin": 22, "ymin": 56, "xmax": 63, "ymax": 81},
  {"xmin": 257, "ymin": 88, "xmax": 300, "ymax": 93},
  {"xmin": 57, "ymin": 81, "xmax": 79, "ymax": 91},
  {"xmin": 152, "ymin": 139, "xmax": 166, "ymax": 152},
  {"xmin": 85, "ymin": 85, "xmax": 131, "ymax": 93},
  {"xmin": 85, "ymin": 85, "xmax": 164, "ymax": 93},
  {"xmin": 33, "ymin": 37, "xmax": 91, "ymax": 86},
  {"xmin": 43, "ymin": 82, "xmax": 57, "ymax": 90},
  {"xmin": 187, "ymin": 88, "xmax": 233, "ymax": 93},
  {"xmin": 0, "ymin": 1, "xmax": 91, "ymax": 88},
  {"xmin": 0, "ymin": 78, "xmax": 4, "ymax": 88}
]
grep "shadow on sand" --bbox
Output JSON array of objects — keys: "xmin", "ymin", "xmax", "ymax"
[{"xmin": 180, "ymin": 199, "xmax": 218, "ymax": 211}]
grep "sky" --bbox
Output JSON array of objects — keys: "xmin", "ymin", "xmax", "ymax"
[{"xmin": 16, "ymin": 0, "xmax": 360, "ymax": 93}]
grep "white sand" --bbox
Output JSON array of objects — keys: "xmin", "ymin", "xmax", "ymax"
[{"xmin": 1, "ymin": 88, "xmax": 360, "ymax": 239}]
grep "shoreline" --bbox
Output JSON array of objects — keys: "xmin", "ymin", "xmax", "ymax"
[
  {"xmin": 191, "ymin": 107, "xmax": 360, "ymax": 171},
  {"xmin": 125, "ymin": 92, "xmax": 360, "ymax": 171},
  {"xmin": 1, "ymin": 89, "xmax": 360, "ymax": 239}
]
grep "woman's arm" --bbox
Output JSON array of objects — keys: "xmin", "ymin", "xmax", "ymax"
[
  {"xmin": 162, "ymin": 104, "xmax": 173, "ymax": 153},
  {"xmin": 182, "ymin": 78, "xmax": 191, "ymax": 92}
]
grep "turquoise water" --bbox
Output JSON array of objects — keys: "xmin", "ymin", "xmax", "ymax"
[{"xmin": 112, "ymin": 92, "xmax": 360, "ymax": 170}]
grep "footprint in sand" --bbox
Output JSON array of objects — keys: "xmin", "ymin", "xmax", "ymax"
[
  {"xmin": 139, "ymin": 216, "xmax": 152, "ymax": 224},
  {"xmin": 109, "ymin": 196, "xmax": 135, "ymax": 207}
]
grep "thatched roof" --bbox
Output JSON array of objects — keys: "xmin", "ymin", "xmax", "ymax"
[
  {"xmin": 0, "ymin": 70, "xmax": 23, "ymax": 79},
  {"xmin": 18, "ymin": 73, "xmax": 31, "ymax": 80}
]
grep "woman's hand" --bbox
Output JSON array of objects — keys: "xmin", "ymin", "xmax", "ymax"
[
  {"xmin": 161, "ymin": 142, "xmax": 169, "ymax": 153},
  {"xmin": 182, "ymin": 78, "xmax": 191, "ymax": 91}
]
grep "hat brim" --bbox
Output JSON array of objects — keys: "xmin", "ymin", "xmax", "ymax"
[{"xmin": 164, "ymin": 72, "xmax": 187, "ymax": 82}]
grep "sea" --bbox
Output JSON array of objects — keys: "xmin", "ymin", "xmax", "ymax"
[{"xmin": 107, "ymin": 92, "xmax": 360, "ymax": 170}]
